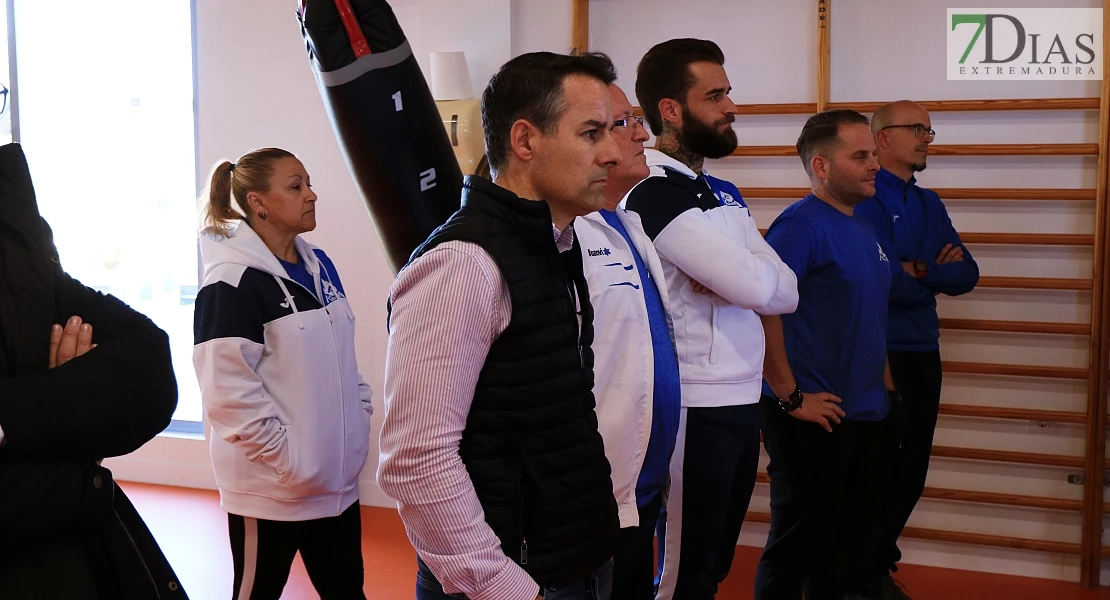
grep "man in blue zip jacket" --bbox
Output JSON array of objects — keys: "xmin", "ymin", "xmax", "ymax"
[{"xmin": 853, "ymin": 100, "xmax": 979, "ymax": 600}]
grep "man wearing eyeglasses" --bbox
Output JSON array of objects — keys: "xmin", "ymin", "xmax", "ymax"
[
  {"xmin": 852, "ymin": 100, "xmax": 979, "ymax": 600},
  {"xmin": 625, "ymin": 38, "xmax": 799, "ymax": 600},
  {"xmin": 574, "ymin": 81, "xmax": 680, "ymax": 600}
]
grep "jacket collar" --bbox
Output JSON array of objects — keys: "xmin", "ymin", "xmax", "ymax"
[
  {"xmin": 462, "ymin": 175, "xmax": 554, "ymax": 223},
  {"xmin": 645, "ymin": 148, "xmax": 701, "ymax": 180},
  {"xmin": 199, "ymin": 220, "xmax": 322, "ymax": 289},
  {"xmin": 877, "ymin": 167, "xmax": 917, "ymax": 191}
]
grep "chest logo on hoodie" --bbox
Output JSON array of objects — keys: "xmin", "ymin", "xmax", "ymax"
[
  {"xmin": 321, "ymin": 279, "xmax": 344, "ymax": 305},
  {"xmin": 716, "ymin": 191, "xmax": 741, "ymax": 207},
  {"xmin": 588, "ymin": 247, "xmax": 612, "ymax": 257}
]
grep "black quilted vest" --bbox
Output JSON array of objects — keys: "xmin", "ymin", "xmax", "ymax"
[{"xmin": 403, "ymin": 176, "xmax": 618, "ymax": 584}]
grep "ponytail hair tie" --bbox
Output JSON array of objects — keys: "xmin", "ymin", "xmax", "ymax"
[{"xmin": 229, "ymin": 163, "xmax": 237, "ymax": 172}]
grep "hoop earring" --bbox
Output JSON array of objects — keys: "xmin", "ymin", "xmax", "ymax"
[{"xmin": 258, "ymin": 212, "xmax": 268, "ymax": 221}]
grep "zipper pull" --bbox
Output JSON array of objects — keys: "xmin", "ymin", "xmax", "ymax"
[
  {"xmin": 520, "ymin": 539, "xmax": 529, "ymax": 565},
  {"xmin": 578, "ymin": 345, "xmax": 584, "ymax": 367}
]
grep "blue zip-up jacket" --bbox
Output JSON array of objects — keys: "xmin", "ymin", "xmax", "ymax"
[{"xmin": 855, "ymin": 168, "xmax": 979, "ymax": 352}]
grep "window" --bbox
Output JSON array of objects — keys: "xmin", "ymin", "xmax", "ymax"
[
  {"xmin": 0, "ymin": 2, "xmax": 11, "ymax": 145},
  {"xmin": 12, "ymin": 0, "xmax": 202, "ymax": 429}
]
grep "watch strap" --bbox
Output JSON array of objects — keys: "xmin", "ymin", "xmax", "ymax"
[{"xmin": 778, "ymin": 387, "xmax": 804, "ymax": 412}]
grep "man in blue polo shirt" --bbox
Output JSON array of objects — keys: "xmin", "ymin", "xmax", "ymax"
[
  {"xmin": 755, "ymin": 109, "xmax": 902, "ymax": 600},
  {"xmin": 852, "ymin": 100, "xmax": 980, "ymax": 600}
]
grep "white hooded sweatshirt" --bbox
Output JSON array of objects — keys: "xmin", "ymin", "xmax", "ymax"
[{"xmin": 193, "ymin": 222, "xmax": 372, "ymax": 521}]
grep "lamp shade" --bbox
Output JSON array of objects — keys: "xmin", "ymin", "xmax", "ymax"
[{"xmin": 429, "ymin": 51, "xmax": 473, "ymax": 101}]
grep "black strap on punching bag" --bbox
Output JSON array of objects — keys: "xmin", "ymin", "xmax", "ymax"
[{"xmin": 298, "ymin": 0, "xmax": 464, "ymax": 273}]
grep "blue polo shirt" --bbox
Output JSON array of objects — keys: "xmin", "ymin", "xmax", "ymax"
[
  {"xmin": 761, "ymin": 195, "xmax": 892, "ymax": 421},
  {"xmin": 856, "ymin": 168, "xmax": 979, "ymax": 351}
]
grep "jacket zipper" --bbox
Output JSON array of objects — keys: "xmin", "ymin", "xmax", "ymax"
[
  {"xmin": 514, "ymin": 439, "xmax": 529, "ymax": 565},
  {"xmin": 565, "ymin": 281, "xmax": 584, "ymax": 367},
  {"xmin": 325, "ymin": 304, "xmax": 348, "ymax": 498},
  {"xmin": 114, "ymin": 507, "xmax": 163, "ymax": 599}
]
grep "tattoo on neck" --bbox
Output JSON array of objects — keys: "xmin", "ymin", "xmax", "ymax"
[{"xmin": 657, "ymin": 126, "xmax": 704, "ymax": 174}]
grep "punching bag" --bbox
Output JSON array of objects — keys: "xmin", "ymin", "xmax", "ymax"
[{"xmin": 298, "ymin": 0, "xmax": 463, "ymax": 273}]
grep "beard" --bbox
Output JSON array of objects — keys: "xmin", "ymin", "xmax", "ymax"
[
  {"xmin": 680, "ymin": 105, "xmax": 738, "ymax": 159},
  {"xmin": 911, "ymin": 160, "xmax": 928, "ymax": 173}
]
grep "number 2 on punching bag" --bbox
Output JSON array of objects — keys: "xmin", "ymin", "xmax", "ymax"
[{"xmin": 298, "ymin": 0, "xmax": 463, "ymax": 273}]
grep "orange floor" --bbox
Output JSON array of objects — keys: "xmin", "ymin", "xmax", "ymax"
[{"xmin": 120, "ymin": 481, "xmax": 1110, "ymax": 600}]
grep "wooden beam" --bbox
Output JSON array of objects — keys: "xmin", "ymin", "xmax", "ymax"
[
  {"xmin": 634, "ymin": 103, "xmax": 820, "ymax": 117},
  {"xmin": 755, "ymin": 231, "xmax": 1092, "ymax": 247},
  {"xmin": 633, "ymin": 99, "xmax": 1099, "ymax": 118},
  {"xmin": 919, "ymin": 487, "xmax": 1081, "ymax": 512},
  {"xmin": 938, "ymin": 404, "xmax": 1087, "ymax": 424},
  {"xmin": 943, "ymin": 361, "xmax": 1088, "ymax": 380},
  {"xmin": 743, "ymin": 510, "xmax": 1081, "ymax": 554},
  {"xmin": 929, "ymin": 143, "xmax": 1099, "ymax": 157},
  {"xmin": 931, "ymin": 445, "xmax": 1084, "ymax": 468},
  {"xmin": 830, "ymin": 98, "xmax": 1100, "ymax": 113},
  {"xmin": 730, "ymin": 146, "xmax": 802, "ymax": 157},
  {"xmin": 958, "ymin": 233, "xmax": 1093, "ymax": 246},
  {"xmin": 939, "ymin": 318, "xmax": 1090, "ymax": 336},
  {"xmin": 755, "ymin": 471, "xmax": 1081, "ymax": 510},
  {"xmin": 900, "ymin": 526, "xmax": 1080, "ymax": 555},
  {"xmin": 571, "ymin": 0, "xmax": 589, "ymax": 52},
  {"xmin": 738, "ymin": 187, "xmax": 1096, "ymax": 201},
  {"xmin": 816, "ymin": 0, "xmax": 830, "ymax": 111},
  {"xmin": 1081, "ymin": 5, "xmax": 1110, "ymax": 588},
  {"xmin": 728, "ymin": 144, "xmax": 1099, "ymax": 157},
  {"xmin": 976, "ymin": 276, "xmax": 1092, "ymax": 291},
  {"xmin": 935, "ymin": 188, "xmax": 1097, "ymax": 201}
]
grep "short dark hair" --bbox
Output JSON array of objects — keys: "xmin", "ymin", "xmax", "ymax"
[
  {"xmin": 635, "ymin": 39, "xmax": 725, "ymax": 136},
  {"xmin": 481, "ymin": 51, "xmax": 617, "ymax": 174},
  {"xmin": 795, "ymin": 109, "xmax": 870, "ymax": 176}
]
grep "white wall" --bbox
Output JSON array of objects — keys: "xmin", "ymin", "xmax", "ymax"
[{"xmin": 106, "ymin": 0, "xmax": 1108, "ymax": 584}]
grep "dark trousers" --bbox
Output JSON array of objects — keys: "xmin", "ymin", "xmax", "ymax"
[
  {"xmin": 673, "ymin": 403, "xmax": 761, "ymax": 599},
  {"xmin": 754, "ymin": 395, "xmax": 902, "ymax": 600},
  {"xmin": 416, "ymin": 557, "xmax": 613, "ymax": 600},
  {"xmin": 227, "ymin": 501, "xmax": 366, "ymax": 600},
  {"xmin": 863, "ymin": 349, "xmax": 943, "ymax": 584},
  {"xmin": 611, "ymin": 495, "xmax": 663, "ymax": 600}
]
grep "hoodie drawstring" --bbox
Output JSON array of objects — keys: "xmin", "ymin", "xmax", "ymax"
[{"xmin": 274, "ymin": 277, "xmax": 306, "ymax": 330}]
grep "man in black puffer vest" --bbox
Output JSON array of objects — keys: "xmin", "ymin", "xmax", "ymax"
[
  {"xmin": 378, "ymin": 51, "xmax": 623, "ymax": 600},
  {"xmin": 0, "ymin": 142, "xmax": 187, "ymax": 599}
]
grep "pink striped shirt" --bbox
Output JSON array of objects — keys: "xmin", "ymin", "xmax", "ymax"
[{"xmin": 377, "ymin": 226, "xmax": 575, "ymax": 600}]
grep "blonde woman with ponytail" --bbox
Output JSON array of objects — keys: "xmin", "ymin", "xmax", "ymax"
[{"xmin": 192, "ymin": 148, "xmax": 372, "ymax": 600}]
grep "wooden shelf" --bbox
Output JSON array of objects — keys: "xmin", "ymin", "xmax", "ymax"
[
  {"xmin": 940, "ymin": 318, "xmax": 1090, "ymax": 336},
  {"xmin": 931, "ymin": 445, "xmax": 1084, "ymax": 468},
  {"xmin": 938, "ymin": 404, "xmax": 1087, "ymax": 424},
  {"xmin": 728, "ymin": 144, "xmax": 1099, "ymax": 158},
  {"xmin": 943, "ymin": 361, "xmax": 1088, "ymax": 380},
  {"xmin": 977, "ymin": 277, "xmax": 1091, "ymax": 291}
]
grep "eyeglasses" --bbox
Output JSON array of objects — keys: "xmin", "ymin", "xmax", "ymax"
[
  {"xmin": 613, "ymin": 115, "xmax": 645, "ymax": 130},
  {"xmin": 881, "ymin": 123, "xmax": 936, "ymax": 139}
]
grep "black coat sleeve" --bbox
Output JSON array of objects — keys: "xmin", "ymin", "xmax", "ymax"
[
  {"xmin": 0, "ymin": 457, "xmax": 115, "ymax": 541},
  {"xmin": 0, "ymin": 270, "xmax": 178, "ymax": 460}
]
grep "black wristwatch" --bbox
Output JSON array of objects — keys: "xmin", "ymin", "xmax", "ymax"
[{"xmin": 777, "ymin": 387, "xmax": 804, "ymax": 412}]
